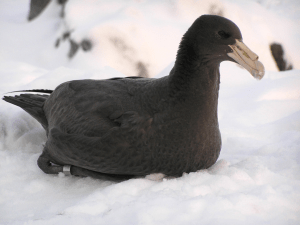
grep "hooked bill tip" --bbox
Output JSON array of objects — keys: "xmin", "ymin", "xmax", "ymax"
[{"xmin": 252, "ymin": 61, "xmax": 265, "ymax": 80}]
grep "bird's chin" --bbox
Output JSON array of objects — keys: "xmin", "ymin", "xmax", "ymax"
[{"xmin": 227, "ymin": 39, "xmax": 265, "ymax": 80}]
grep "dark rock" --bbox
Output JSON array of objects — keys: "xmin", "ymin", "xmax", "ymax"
[
  {"xmin": 63, "ymin": 32, "xmax": 71, "ymax": 40},
  {"xmin": 68, "ymin": 39, "xmax": 79, "ymax": 58},
  {"xmin": 81, "ymin": 39, "xmax": 93, "ymax": 51},
  {"xmin": 28, "ymin": 0, "xmax": 51, "ymax": 21},
  {"xmin": 270, "ymin": 43, "xmax": 293, "ymax": 71},
  {"xmin": 55, "ymin": 38, "xmax": 60, "ymax": 48}
]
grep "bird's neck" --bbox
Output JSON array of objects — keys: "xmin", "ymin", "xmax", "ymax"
[
  {"xmin": 166, "ymin": 38, "xmax": 221, "ymax": 125},
  {"xmin": 168, "ymin": 44, "xmax": 221, "ymax": 103}
]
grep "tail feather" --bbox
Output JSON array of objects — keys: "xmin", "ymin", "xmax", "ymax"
[
  {"xmin": 5, "ymin": 89, "xmax": 53, "ymax": 94},
  {"xmin": 3, "ymin": 93, "xmax": 49, "ymax": 130}
]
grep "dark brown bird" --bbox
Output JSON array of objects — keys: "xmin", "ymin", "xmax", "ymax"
[{"xmin": 3, "ymin": 15, "xmax": 264, "ymax": 181}]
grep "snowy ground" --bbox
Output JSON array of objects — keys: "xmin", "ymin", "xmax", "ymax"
[{"xmin": 0, "ymin": 0, "xmax": 300, "ymax": 224}]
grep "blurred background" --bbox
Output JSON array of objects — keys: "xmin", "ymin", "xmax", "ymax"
[{"xmin": 0, "ymin": 0, "xmax": 299, "ymax": 79}]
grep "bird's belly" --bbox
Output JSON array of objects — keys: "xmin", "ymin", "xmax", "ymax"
[{"xmin": 45, "ymin": 122, "xmax": 221, "ymax": 176}]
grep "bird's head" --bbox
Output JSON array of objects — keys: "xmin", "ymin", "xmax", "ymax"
[{"xmin": 181, "ymin": 14, "xmax": 264, "ymax": 80}]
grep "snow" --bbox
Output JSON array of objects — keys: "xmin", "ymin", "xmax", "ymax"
[{"xmin": 0, "ymin": 0, "xmax": 300, "ymax": 224}]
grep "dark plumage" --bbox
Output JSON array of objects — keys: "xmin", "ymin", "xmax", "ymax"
[{"xmin": 3, "ymin": 15, "xmax": 264, "ymax": 181}]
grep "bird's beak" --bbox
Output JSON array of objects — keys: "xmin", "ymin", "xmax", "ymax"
[{"xmin": 227, "ymin": 39, "xmax": 265, "ymax": 80}]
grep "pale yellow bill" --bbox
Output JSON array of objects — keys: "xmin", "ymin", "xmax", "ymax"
[{"xmin": 228, "ymin": 39, "xmax": 265, "ymax": 80}]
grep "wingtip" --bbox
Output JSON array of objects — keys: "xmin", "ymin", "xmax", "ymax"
[{"xmin": 4, "ymin": 89, "xmax": 53, "ymax": 95}]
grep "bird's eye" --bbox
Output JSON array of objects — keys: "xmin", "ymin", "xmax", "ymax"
[{"xmin": 218, "ymin": 30, "xmax": 230, "ymax": 39}]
